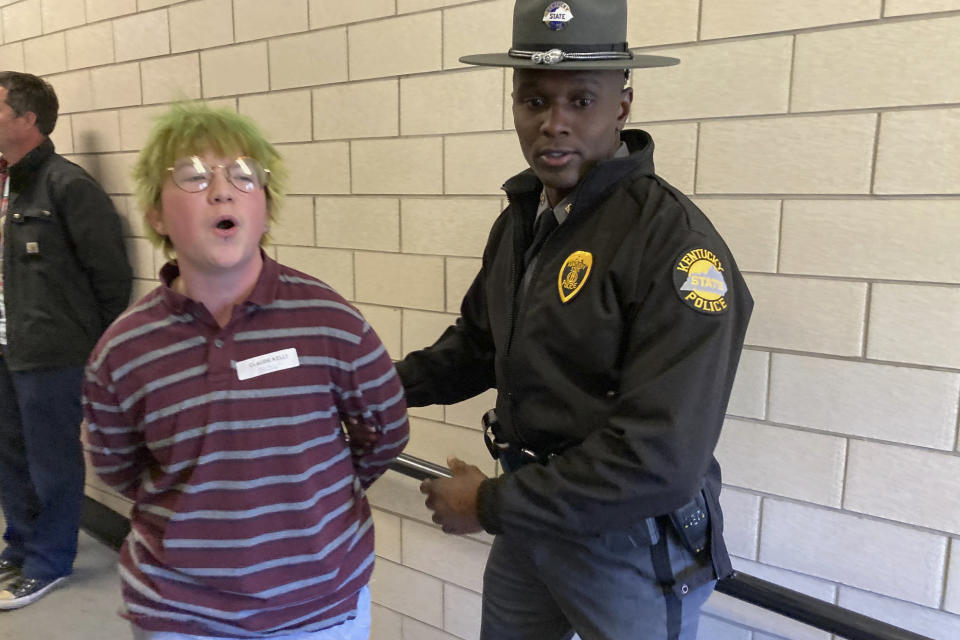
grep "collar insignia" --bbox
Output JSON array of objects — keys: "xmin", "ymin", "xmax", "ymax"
[
  {"xmin": 558, "ymin": 250, "xmax": 592, "ymax": 303},
  {"xmin": 543, "ymin": 2, "xmax": 573, "ymax": 31},
  {"xmin": 673, "ymin": 247, "xmax": 729, "ymax": 314}
]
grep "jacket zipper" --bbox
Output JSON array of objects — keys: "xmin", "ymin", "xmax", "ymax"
[
  {"xmin": 502, "ymin": 190, "xmax": 532, "ymax": 449},
  {"xmin": 503, "ymin": 191, "xmax": 520, "ymax": 357}
]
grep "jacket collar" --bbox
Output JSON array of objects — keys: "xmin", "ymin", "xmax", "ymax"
[
  {"xmin": 7, "ymin": 138, "xmax": 55, "ymax": 189},
  {"xmin": 502, "ymin": 129, "xmax": 656, "ymax": 217}
]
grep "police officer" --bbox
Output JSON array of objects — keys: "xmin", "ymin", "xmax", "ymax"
[{"xmin": 397, "ymin": 1, "xmax": 753, "ymax": 638}]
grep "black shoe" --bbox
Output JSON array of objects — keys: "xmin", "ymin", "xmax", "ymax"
[
  {"xmin": 0, "ymin": 575, "xmax": 66, "ymax": 610},
  {"xmin": 0, "ymin": 559, "xmax": 20, "ymax": 584}
]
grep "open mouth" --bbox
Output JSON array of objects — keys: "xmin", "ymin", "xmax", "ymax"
[
  {"xmin": 538, "ymin": 149, "xmax": 575, "ymax": 167},
  {"xmin": 215, "ymin": 218, "xmax": 236, "ymax": 230}
]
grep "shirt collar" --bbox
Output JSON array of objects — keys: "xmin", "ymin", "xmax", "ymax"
[
  {"xmin": 536, "ymin": 191, "xmax": 574, "ymax": 226},
  {"xmin": 159, "ymin": 250, "xmax": 281, "ymax": 316}
]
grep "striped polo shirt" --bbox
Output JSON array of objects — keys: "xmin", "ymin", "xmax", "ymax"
[{"xmin": 83, "ymin": 255, "xmax": 409, "ymax": 638}]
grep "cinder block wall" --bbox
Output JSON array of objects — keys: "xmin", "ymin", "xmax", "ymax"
[{"xmin": 4, "ymin": 0, "xmax": 957, "ymax": 638}]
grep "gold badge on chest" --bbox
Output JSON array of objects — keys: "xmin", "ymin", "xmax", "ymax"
[{"xmin": 558, "ymin": 251, "xmax": 592, "ymax": 303}]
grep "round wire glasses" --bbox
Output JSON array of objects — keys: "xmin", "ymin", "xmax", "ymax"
[{"xmin": 167, "ymin": 156, "xmax": 271, "ymax": 194}]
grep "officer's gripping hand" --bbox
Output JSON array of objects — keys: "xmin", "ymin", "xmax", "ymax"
[
  {"xmin": 342, "ymin": 415, "xmax": 380, "ymax": 456},
  {"xmin": 420, "ymin": 456, "xmax": 486, "ymax": 535}
]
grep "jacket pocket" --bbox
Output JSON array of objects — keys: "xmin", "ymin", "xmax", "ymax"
[{"xmin": 7, "ymin": 207, "xmax": 55, "ymax": 260}]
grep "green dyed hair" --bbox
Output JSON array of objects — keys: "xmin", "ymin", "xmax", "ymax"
[{"xmin": 133, "ymin": 102, "xmax": 287, "ymax": 251}]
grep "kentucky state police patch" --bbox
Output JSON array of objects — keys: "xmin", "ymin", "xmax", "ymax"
[{"xmin": 673, "ymin": 247, "xmax": 730, "ymax": 314}]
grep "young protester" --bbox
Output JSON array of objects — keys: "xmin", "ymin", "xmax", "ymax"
[{"xmin": 84, "ymin": 103, "xmax": 408, "ymax": 639}]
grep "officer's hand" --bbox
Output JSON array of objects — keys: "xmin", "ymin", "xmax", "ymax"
[
  {"xmin": 420, "ymin": 456, "xmax": 486, "ymax": 535},
  {"xmin": 342, "ymin": 415, "xmax": 379, "ymax": 455}
]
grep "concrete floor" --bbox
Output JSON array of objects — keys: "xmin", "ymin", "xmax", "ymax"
[{"xmin": 0, "ymin": 514, "xmax": 130, "ymax": 639}]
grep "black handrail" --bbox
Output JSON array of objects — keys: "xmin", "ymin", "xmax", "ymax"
[{"xmin": 391, "ymin": 453, "xmax": 933, "ymax": 640}]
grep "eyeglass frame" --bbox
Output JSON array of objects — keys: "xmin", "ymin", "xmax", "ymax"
[{"xmin": 165, "ymin": 155, "xmax": 272, "ymax": 194}]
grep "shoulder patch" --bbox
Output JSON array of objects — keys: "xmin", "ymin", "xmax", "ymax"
[
  {"xmin": 673, "ymin": 247, "xmax": 729, "ymax": 315},
  {"xmin": 558, "ymin": 251, "xmax": 592, "ymax": 303}
]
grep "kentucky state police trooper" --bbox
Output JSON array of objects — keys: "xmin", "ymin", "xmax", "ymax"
[{"xmin": 396, "ymin": 1, "xmax": 753, "ymax": 638}]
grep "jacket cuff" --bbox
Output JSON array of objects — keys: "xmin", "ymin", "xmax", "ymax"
[
  {"xmin": 394, "ymin": 359, "xmax": 414, "ymax": 390},
  {"xmin": 476, "ymin": 477, "xmax": 504, "ymax": 535},
  {"xmin": 394, "ymin": 358, "xmax": 429, "ymax": 407}
]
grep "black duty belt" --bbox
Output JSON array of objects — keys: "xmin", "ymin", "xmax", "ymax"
[
  {"xmin": 482, "ymin": 409, "xmax": 557, "ymax": 465},
  {"xmin": 481, "ymin": 408, "xmax": 709, "ymax": 555}
]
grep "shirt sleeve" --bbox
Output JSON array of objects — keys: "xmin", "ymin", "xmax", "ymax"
[
  {"xmin": 82, "ymin": 352, "xmax": 152, "ymax": 499},
  {"xmin": 478, "ymin": 238, "xmax": 753, "ymax": 537},
  {"xmin": 337, "ymin": 321, "xmax": 410, "ymax": 489}
]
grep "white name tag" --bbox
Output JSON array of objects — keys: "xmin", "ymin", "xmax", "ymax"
[{"xmin": 236, "ymin": 348, "xmax": 300, "ymax": 381}]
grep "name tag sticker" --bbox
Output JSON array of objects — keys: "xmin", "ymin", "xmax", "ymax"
[{"xmin": 236, "ymin": 348, "xmax": 300, "ymax": 381}]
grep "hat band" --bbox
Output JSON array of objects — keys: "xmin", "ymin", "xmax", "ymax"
[
  {"xmin": 509, "ymin": 48, "xmax": 633, "ymax": 65},
  {"xmin": 508, "ymin": 42, "xmax": 632, "ymax": 65},
  {"xmin": 516, "ymin": 42, "xmax": 630, "ymax": 53}
]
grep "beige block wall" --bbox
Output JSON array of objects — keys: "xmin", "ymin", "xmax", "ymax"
[{"xmin": 10, "ymin": 0, "xmax": 947, "ymax": 637}]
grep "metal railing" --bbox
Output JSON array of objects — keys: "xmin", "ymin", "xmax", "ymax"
[{"xmin": 389, "ymin": 453, "xmax": 932, "ymax": 640}]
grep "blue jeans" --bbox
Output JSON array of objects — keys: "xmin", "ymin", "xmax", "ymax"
[
  {"xmin": 131, "ymin": 586, "xmax": 372, "ymax": 640},
  {"xmin": 0, "ymin": 358, "xmax": 84, "ymax": 580}
]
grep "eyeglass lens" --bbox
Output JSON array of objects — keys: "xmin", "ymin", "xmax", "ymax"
[{"xmin": 171, "ymin": 156, "xmax": 268, "ymax": 193}]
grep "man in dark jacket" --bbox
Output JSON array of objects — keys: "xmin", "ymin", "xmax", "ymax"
[
  {"xmin": 397, "ymin": 2, "xmax": 753, "ymax": 639},
  {"xmin": 0, "ymin": 71, "xmax": 132, "ymax": 609}
]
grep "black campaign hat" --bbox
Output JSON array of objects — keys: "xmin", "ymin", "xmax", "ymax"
[{"xmin": 459, "ymin": 0, "xmax": 679, "ymax": 70}]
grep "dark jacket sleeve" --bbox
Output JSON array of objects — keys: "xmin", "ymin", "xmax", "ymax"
[
  {"xmin": 57, "ymin": 177, "xmax": 133, "ymax": 330},
  {"xmin": 478, "ymin": 232, "xmax": 752, "ymax": 537}
]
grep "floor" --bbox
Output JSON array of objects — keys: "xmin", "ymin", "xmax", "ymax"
[{"xmin": 0, "ymin": 513, "xmax": 130, "ymax": 639}]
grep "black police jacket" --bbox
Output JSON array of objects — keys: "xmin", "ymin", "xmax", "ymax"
[
  {"xmin": 397, "ymin": 130, "xmax": 752, "ymax": 579},
  {"xmin": 2, "ymin": 139, "xmax": 132, "ymax": 371}
]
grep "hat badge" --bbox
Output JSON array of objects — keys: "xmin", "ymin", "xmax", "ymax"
[{"xmin": 543, "ymin": 2, "xmax": 573, "ymax": 31}]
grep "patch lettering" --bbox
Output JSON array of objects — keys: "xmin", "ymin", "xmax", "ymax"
[{"xmin": 673, "ymin": 248, "xmax": 729, "ymax": 314}]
